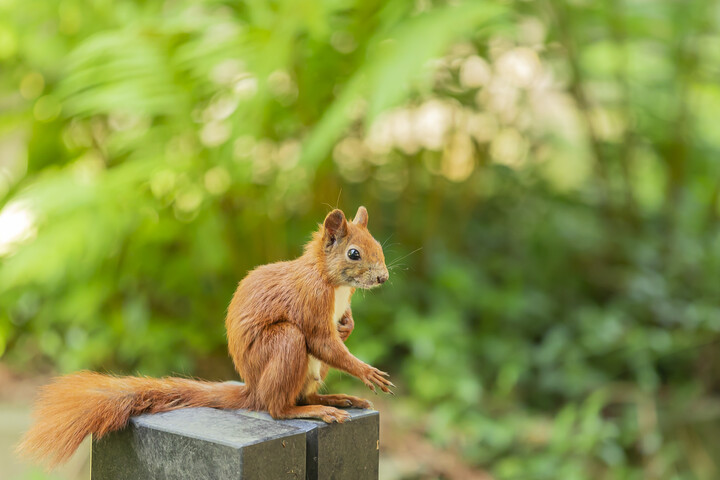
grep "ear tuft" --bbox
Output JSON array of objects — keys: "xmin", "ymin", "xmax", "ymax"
[
  {"xmin": 353, "ymin": 206, "xmax": 368, "ymax": 228},
  {"xmin": 323, "ymin": 209, "xmax": 348, "ymax": 241}
]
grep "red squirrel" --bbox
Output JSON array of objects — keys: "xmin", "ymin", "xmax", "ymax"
[{"xmin": 17, "ymin": 206, "xmax": 393, "ymax": 467}]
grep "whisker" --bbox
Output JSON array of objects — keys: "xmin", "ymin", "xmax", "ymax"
[
  {"xmin": 335, "ymin": 189, "xmax": 342, "ymax": 210},
  {"xmin": 381, "ymin": 234, "xmax": 394, "ymax": 249},
  {"xmin": 388, "ymin": 247, "xmax": 423, "ymax": 267}
]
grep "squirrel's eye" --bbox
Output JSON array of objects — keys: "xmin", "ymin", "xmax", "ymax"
[{"xmin": 347, "ymin": 248, "xmax": 361, "ymax": 260}]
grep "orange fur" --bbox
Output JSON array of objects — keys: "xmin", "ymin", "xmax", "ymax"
[{"xmin": 17, "ymin": 206, "xmax": 392, "ymax": 468}]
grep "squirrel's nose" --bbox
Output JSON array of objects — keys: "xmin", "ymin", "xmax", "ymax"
[{"xmin": 377, "ymin": 274, "xmax": 388, "ymax": 284}]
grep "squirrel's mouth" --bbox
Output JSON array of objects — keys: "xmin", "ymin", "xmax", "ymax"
[
  {"xmin": 349, "ymin": 278, "xmax": 385, "ymax": 290},
  {"xmin": 343, "ymin": 269, "xmax": 388, "ymax": 289}
]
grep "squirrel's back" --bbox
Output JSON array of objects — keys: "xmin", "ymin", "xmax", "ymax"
[{"xmin": 225, "ymin": 255, "xmax": 331, "ymax": 377}]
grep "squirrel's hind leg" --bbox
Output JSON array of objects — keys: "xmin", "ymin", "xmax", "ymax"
[
  {"xmin": 301, "ymin": 393, "xmax": 373, "ymax": 410},
  {"xmin": 299, "ymin": 363, "xmax": 373, "ymax": 409},
  {"xmin": 253, "ymin": 322, "xmax": 351, "ymax": 424},
  {"xmin": 273, "ymin": 404, "xmax": 351, "ymax": 423}
]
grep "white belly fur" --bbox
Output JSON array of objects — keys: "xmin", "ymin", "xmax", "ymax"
[{"xmin": 307, "ymin": 286, "xmax": 352, "ymax": 384}]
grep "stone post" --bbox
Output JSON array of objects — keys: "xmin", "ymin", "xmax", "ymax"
[{"xmin": 92, "ymin": 404, "xmax": 379, "ymax": 479}]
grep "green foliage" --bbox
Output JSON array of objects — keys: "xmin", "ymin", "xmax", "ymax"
[{"xmin": 2, "ymin": 0, "xmax": 720, "ymax": 478}]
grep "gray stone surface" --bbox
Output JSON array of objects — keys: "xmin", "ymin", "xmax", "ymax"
[
  {"xmin": 92, "ymin": 407, "xmax": 306, "ymax": 480},
  {"xmin": 91, "ymin": 392, "xmax": 379, "ymax": 480},
  {"xmin": 239, "ymin": 408, "xmax": 379, "ymax": 480}
]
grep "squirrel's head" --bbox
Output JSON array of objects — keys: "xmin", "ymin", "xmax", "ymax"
[{"xmin": 316, "ymin": 206, "xmax": 389, "ymax": 289}]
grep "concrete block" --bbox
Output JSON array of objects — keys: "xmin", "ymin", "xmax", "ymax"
[
  {"xmin": 92, "ymin": 407, "xmax": 305, "ymax": 480},
  {"xmin": 91, "ymin": 383, "xmax": 379, "ymax": 480},
  {"xmin": 240, "ymin": 408, "xmax": 379, "ymax": 480}
]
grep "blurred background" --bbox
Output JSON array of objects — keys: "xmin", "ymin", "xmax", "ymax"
[{"xmin": 1, "ymin": 0, "xmax": 720, "ymax": 478}]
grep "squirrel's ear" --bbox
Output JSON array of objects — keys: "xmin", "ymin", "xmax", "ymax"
[
  {"xmin": 352, "ymin": 206, "xmax": 368, "ymax": 228},
  {"xmin": 323, "ymin": 209, "xmax": 348, "ymax": 243}
]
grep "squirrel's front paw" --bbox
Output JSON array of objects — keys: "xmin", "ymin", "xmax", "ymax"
[
  {"xmin": 359, "ymin": 364, "xmax": 394, "ymax": 394},
  {"xmin": 337, "ymin": 314, "xmax": 354, "ymax": 341}
]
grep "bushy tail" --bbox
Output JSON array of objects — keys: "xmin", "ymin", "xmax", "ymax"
[{"xmin": 16, "ymin": 371, "xmax": 250, "ymax": 468}]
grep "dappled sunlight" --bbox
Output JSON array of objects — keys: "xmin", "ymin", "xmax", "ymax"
[{"xmin": 0, "ymin": 202, "xmax": 36, "ymax": 257}]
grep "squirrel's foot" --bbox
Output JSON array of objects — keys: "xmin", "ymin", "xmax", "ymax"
[
  {"xmin": 305, "ymin": 393, "xmax": 374, "ymax": 410},
  {"xmin": 319, "ymin": 406, "xmax": 351, "ymax": 423},
  {"xmin": 341, "ymin": 395, "xmax": 373, "ymax": 409},
  {"xmin": 270, "ymin": 405, "xmax": 351, "ymax": 423}
]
